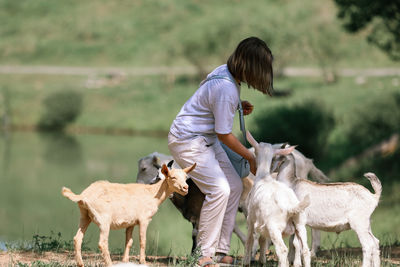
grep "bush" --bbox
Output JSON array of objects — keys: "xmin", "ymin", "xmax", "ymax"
[
  {"xmin": 38, "ymin": 90, "xmax": 82, "ymax": 132},
  {"xmin": 349, "ymin": 149, "xmax": 400, "ymax": 185},
  {"xmin": 337, "ymin": 91, "xmax": 400, "ymax": 160},
  {"xmin": 329, "ymin": 92, "xmax": 400, "ymax": 184},
  {"xmin": 251, "ymin": 100, "xmax": 335, "ymax": 162}
]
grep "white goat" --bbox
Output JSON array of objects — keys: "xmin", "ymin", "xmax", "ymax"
[
  {"xmin": 276, "ymin": 152, "xmax": 381, "ymax": 267},
  {"xmin": 62, "ymin": 163, "xmax": 196, "ymax": 267},
  {"xmin": 240, "ymin": 145, "xmax": 328, "ymax": 257},
  {"xmin": 244, "ymin": 132, "xmax": 311, "ymax": 267},
  {"xmin": 271, "ymin": 144, "xmax": 327, "ymax": 257}
]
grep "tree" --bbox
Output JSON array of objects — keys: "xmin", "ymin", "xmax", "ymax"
[{"xmin": 334, "ymin": 0, "xmax": 400, "ymax": 60}]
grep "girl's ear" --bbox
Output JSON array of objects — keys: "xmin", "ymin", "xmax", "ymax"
[{"xmin": 246, "ymin": 131, "xmax": 259, "ymax": 149}]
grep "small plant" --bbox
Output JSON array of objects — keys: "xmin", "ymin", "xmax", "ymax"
[
  {"xmin": 177, "ymin": 247, "xmax": 202, "ymax": 267},
  {"xmin": 30, "ymin": 231, "xmax": 86, "ymax": 253},
  {"xmin": 33, "ymin": 232, "xmax": 64, "ymax": 253},
  {"xmin": 5, "ymin": 240, "xmax": 34, "ymax": 252},
  {"xmin": 16, "ymin": 261, "xmax": 72, "ymax": 267}
]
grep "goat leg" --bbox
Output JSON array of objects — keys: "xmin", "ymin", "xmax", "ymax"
[
  {"xmin": 74, "ymin": 212, "xmax": 91, "ymax": 267},
  {"xmin": 139, "ymin": 221, "xmax": 149, "ymax": 264},
  {"xmin": 98, "ymin": 225, "xmax": 112, "ymax": 266},
  {"xmin": 122, "ymin": 226, "xmax": 134, "ymax": 262},
  {"xmin": 191, "ymin": 222, "xmax": 198, "ymax": 253}
]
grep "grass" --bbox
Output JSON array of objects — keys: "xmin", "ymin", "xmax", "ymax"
[
  {"xmin": 3, "ymin": 238, "xmax": 400, "ymax": 266},
  {"xmin": 0, "ymin": 0, "xmax": 397, "ymax": 68}
]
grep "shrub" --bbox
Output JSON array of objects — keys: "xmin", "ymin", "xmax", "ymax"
[
  {"xmin": 338, "ymin": 91, "xmax": 400, "ymax": 160},
  {"xmin": 330, "ymin": 91, "xmax": 400, "ymax": 184},
  {"xmin": 251, "ymin": 100, "xmax": 335, "ymax": 162},
  {"xmin": 38, "ymin": 90, "xmax": 82, "ymax": 132},
  {"xmin": 352, "ymin": 148, "xmax": 399, "ymax": 185}
]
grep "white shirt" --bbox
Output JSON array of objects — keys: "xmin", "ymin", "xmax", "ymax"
[{"xmin": 170, "ymin": 64, "xmax": 240, "ymax": 139}]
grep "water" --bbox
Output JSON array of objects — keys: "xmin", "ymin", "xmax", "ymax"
[{"xmin": 0, "ymin": 131, "xmax": 194, "ymax": 255}]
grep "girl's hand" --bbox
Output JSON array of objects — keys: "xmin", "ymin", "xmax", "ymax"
[{"xmin": 241, "ymin": 100, "xmax": 254, "ymax": 115}]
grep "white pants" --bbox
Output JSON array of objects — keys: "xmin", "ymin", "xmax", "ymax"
[{"xmin": 168, "ymin": 133, "xmax": 243, "ymax": 256}]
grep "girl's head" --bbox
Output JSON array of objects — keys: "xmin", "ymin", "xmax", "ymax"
[{"xmin": 227, "ymin": 37, "xmax": 274, "ymax": 96}]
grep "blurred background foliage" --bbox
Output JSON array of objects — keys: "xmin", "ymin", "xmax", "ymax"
[
  {"xmin": 250, "ymin": 100, "xmax": 335, "ymax": 163},
  {"xmin": 335, "ymin": 0, "xmax": 400, "ymax": 60}
]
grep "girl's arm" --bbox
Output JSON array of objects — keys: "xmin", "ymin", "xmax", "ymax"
[{"xmin": 217, "ymin": 133, "xmax": 257, "ymax": 175}]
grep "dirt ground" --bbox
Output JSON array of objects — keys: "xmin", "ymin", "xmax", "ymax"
[{"xmin": 1, "ymin": 246, "xmax": 400, "ymax": 266}]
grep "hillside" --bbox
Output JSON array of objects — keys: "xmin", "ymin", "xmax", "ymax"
[{"xmin": 0, "ymin": 0, "xmax": 396, "ymax": 68}]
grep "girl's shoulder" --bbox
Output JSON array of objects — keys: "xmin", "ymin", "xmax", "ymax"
[{"xmin": 208, "ymin": 80, "xmax": 239, "ymax": 105}]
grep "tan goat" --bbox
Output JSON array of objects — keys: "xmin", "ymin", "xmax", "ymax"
[{"xmin": 62, "ymin": 163, "xmax": 196, "ymax": 267}]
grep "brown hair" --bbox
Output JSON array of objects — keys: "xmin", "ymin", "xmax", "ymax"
[{"xmin": 227, "ymin": 37, "xmax": 274, "ymax": 96}]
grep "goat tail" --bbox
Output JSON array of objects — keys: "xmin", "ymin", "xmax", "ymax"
[
  {"xmin": 364, "ymin": 172, "xmax": 382, "ymax": 201},
  {"xmin": 288, "ymin": 195, "xmax": 310, "ymax": 217},
  {"xmin": 61, "ymin": 187, "xmax": 81, "ymax": 202},
  {"xmin": 309, "ymin": 164, "xmax": 329, "ymax": 182}
]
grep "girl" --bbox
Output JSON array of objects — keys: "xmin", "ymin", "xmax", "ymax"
[{"xmin": 168, "ymin": 37, "xmax": 274, "ymax": 267}]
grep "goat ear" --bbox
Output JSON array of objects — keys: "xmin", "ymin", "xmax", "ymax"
[
  {"xmin": 161, "ymin": 164, "xmax": 169, "ymax": 178},
  {"xmin": 275, "ymin": 145, "xmax": 296, "ymax": 156},
  {"xmin": 246, "ymin": 131, "xmax": 258, "ymax": 148},
  {"xmin": 280, "ymin": 142, "xmax": 289, "ymax": 149},
  {"xmin": 167, "ymin": 160, "xmax": 174, "ymax": 168},
  {"xmin": 184, "ymin": 163, "xmax": 196, "ymax": 174},
  {"xmin": 152, "ymin": 156, "xmax": 162, "ymax": 169}
]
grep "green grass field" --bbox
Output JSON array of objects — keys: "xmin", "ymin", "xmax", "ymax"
[{"xmin": 0, "ymin": 0, "xmax": 397, "ymax": 68}]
